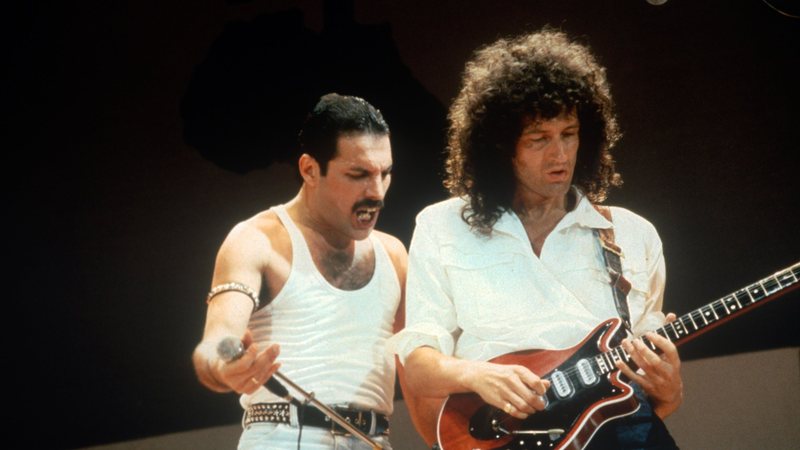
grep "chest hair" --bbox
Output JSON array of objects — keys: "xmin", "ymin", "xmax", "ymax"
[{"xmin": 315, "ymin": 244, "xmax": 375, "ymax": 290}]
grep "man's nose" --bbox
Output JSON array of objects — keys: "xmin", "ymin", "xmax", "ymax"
[
  {"xmin": 365, "ymin": 175, "xmax": 386, "ymax": 199},
  {"xmin": 550, "ymin": 138, "xmax": 569, "ymax": 162}
]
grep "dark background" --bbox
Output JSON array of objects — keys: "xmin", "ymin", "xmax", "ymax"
[{"xmin": 13, "ymin": 0, "xmax": 799, "ymax": 448}]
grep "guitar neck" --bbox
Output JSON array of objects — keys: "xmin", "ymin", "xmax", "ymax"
[
  {"xmin": 596, "ymin": 261, "xmax": 800, "ymax": 374},
  {"xmin": 657, "ymin": 261, "xmax": 799, "ymax": 346}
]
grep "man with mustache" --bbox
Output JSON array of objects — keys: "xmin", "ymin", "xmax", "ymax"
[
  {"xmin": 193, "ymin": 93, "xmax": 406, "ymax": 449},
  {"xmin": 394, "ymin": 30, "xmax": 682, "ymax": 449}
]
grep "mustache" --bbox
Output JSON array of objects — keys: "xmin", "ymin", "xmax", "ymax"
[{"xmin": 352, "ymin": 199, "xmax": 385, "ymax": 211}]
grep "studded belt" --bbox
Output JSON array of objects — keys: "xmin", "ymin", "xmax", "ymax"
[{"xmin": 244, "ymin": 402, "xmax": 390, "ymax": 436}]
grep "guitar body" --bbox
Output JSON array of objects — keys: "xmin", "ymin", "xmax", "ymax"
[
  {"xmin": 438, "ymin": 318, "xmax": 639, "ymax": 450},
  {"xmin": 435, "ymin": 262, "xmax": 799, "ymax": 449}
]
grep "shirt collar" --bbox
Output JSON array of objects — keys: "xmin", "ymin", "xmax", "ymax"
[
  {"xmin": 492, "ymin": 187, "xmax": 613, "ymax": 239},
  {"xmin": 491, "ymin": 206, "xmax": 528, "ymax": 241},
  {"xmin": 555, "ymin": 188, "xmax": 613, "ymax": 233}
]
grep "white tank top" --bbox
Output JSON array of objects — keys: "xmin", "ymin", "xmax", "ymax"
[{"xmin": 240, "ymin": 205, "xmax": 401, "ymax": 415}]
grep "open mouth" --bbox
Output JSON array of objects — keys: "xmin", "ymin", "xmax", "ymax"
[
  {"xmin": 547, "ymin": 169, "xmax": 569, "ymax": 181},
  {"xmin": 355, "ymin": 206, "xmax": 380, "ymax": 224}
]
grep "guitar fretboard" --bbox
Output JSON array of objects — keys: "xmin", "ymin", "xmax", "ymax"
[{"xmin": 594, "ymin": 262, "xmax": 800, "ymax": 375}]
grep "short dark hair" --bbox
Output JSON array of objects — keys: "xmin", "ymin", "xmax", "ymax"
[
  {"xmin": 298, "ymin": 93, "xmax": 390, "ymax": 175},
  {"xmin": 445, "ymin": 29, "xmax": 623, "ymax": 233}
]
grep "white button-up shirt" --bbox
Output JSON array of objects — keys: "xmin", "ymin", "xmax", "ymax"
[{"xmin": 392, "ymin": 193, "xmax": 666, "ymax": 363}]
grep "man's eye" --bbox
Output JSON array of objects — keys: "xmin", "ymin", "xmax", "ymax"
[{"xmin": 525, "ymin": 137, "xmax": 547, "ymax": 146}]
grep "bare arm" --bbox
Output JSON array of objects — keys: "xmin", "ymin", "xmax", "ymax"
[
  {"xmin": 404, "ymin": 346, "xmax": 549, "ymax": 420},
  {"xmin": 192, "ymin": 221, "xmax": 281, "ymax": 394}
]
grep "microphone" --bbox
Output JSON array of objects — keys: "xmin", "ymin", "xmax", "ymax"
[
  {"xmin": 216, "ymin": 337, "xmax": 382, "ymax": 449},
  {"xmin": 216, "ymin": 337, "xmax": 301, "ymax": 407}
]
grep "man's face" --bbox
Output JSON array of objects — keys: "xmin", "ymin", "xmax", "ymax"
[
  {"xmin": 512, "ymin": 111, "xmax": 580, "ymax": 204},
  {"xmin": 316, "ymin": 133, "xmax": 392, "ymax": 242}
]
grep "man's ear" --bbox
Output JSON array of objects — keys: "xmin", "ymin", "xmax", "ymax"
[{"xmin": 298, "ymin": 153, "xmax": 320, "ymax": 186}]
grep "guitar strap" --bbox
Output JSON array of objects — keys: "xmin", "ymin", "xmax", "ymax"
[{"xmin": 593, "ymin": 205, "xmax": 633, "ymax": 333}]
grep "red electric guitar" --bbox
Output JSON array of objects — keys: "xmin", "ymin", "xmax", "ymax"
[{"xmin": 436, "ymin": 261, "xmax": 800, "ymax": 450}]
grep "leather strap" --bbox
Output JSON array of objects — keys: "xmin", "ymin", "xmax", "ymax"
[
  {"xmin": 593, "ymin": 205, "xmax": 633, "ymax": 332},
  {"xmin": 244, "ymin": 402, "xmax": 390, "ymax": 436}
]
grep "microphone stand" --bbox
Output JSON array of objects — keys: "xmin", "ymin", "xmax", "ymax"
[
  {"xmin": 272, "ymin": 371, "xmax": 383, "ymax": 450},
  {"xmin": 216, "ymin": 337, "xmax": 382, "ymax": 448}
]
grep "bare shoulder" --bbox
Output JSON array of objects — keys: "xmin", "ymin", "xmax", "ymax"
[
  {"xmin": 373, "ymin": 230, "xmax": 408, "ymax": 276},
  {"xmin": 372, "ymin": 230, "xmax": 408, "ymax": 260},
  {"xmin": 217, "ymin": 210, "xmax": 287, "ymax": 269}
]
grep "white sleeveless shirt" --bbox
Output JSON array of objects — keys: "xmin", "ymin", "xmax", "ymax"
[{"xmin": 240, "ymin": 205, "xmax": 401, "ymax": 415}]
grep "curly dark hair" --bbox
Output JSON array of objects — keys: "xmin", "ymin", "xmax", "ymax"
[{"xmin": 445, "ymin": 29, "xmax": 623, "ymax": 233}]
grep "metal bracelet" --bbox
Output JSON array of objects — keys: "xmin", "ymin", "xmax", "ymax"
[{"xmin": 206, "ymin": 282, "xmax": 260, "ymax": 310}]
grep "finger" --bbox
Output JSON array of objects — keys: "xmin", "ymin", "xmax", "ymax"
[
  {"xmin": 623, "ymin": 340, "xmax": 660, "ymax": 385},
  {"xmin": 506, "ymin": 392, "xmax": 533, "ymax": 418},
  {"xmin": 621, "ymin": 338, "xmax": 647, "ymax": 372},
  {"xmin": 665, "ymin": 312, "xmax": 677, "ymax": 323},
  {"xmin": 518, "ymin": 368, "xmax": 551, "ymax": 395},
  {"xmin": 240, "ymin": 346, "xmax": 280, "ymax": 395},
  {"xmin": 226, "ymin": 343, "xmax": 260, "ymax": 374},
  {"xmin": 635, "ymin": 340, "xmax": 677, "ymax": 387},
  {"xmin": 633, "ymin": 339, "xmax": 664, "ymax": 369},
  {"xmin": 264, "ymin": 362, "xmax": 281, "ymax": 381},
  {"xmin": 625, "ymin": 337, "xmax": 666, "ymax": 375},
  {"xmin": 615, "ymin": 359, "xmax": 638, "ymax": 381},
  {"xmin": 230, "ymin": 372, "xmax": 259, "ymax": 395},
  {"xmin": 510, "ymin": 369, "xmax": 548, "ymax": 412},
  {"xmin": 250, "ymin": 344, "xmax": 281, "ymax": 381},
  {"xmin": 242, "ymin": 329, "xmax": 254, "ymax": 347},
  {"xmin": 615, "ymin": 360, "xmax": 651, "ymax": 392},
  {"xmin": 623, "ymin": 340, "xmax": 675, "ymax": 396},
  {"xmin": 240, "ymin": 374, "xmax": 265, "ymax": 395},
  {"xmin": 646, "ymin": 332, "xmax": 680, "ymax": 367},
  {"xmin": 488, "ymin": 375, "xmax": 535, "ymax": 416},
  {"xmin": 264, "ymin": 343, "xmax": 281, "ymax": 362},
  {"xmin": 500, "ymin": 401, "xmax": 524, "ymax": 419},
  {"xmin": 512, "ymin": 381, "xmax": 548, "ymax": 412}
]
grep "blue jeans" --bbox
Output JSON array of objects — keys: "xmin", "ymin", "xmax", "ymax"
[{"xmin": 585, "ymin": 383, "xmax": 678, "ymax": 450}]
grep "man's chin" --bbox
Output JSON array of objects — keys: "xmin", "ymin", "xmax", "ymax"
[{"xmin": 352, "ymin": 228, "xmax": 374, "ymax": 241}]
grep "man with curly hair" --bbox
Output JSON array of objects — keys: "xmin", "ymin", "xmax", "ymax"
[{"xmin": 393, "ymin": 30, "xmax": 682, "ymax": 449}]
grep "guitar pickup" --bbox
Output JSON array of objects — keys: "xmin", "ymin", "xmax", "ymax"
[
  {"xmin": 576, "ymin": 358, "xmax": 599, "ymax": 386},
  {"xmin": 550, "ymin": 370, "xmax": 574, "ymax": 399}
]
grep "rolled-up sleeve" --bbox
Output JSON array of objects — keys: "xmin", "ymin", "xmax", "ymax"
[
  {"xmin": 622, "ymin": 211, "xmax": 666, "ymax": 335},
  {"xmin": 631, "ymin": 217, "xmax": 667, "ymax": 335},
  {"xmin": 390, "ymin": 210, "xmax": 460, "ymax": 364}
]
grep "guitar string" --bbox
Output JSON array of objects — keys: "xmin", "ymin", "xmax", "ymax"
[{"xmin": 488, "ymin": 268, "xmax": 796, "ymax": 433}]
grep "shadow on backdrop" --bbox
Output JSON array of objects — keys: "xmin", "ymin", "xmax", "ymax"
[{"xmin": 180, "ymin": 0, "xmax": 450, "ymax": 245}]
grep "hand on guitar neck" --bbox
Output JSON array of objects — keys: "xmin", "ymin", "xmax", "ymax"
[{"xmin": 616, "ymin": 312, "xmax": 684, "ymax": 419}]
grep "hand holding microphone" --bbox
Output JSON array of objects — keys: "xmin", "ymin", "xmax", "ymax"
[
  {"xmin": 214, "ymin": 331, "xmax": 281, "ymax": 395},
  {"xmin": 216, "ymin": 336, "xmax": 382, "ymax": 449}
]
